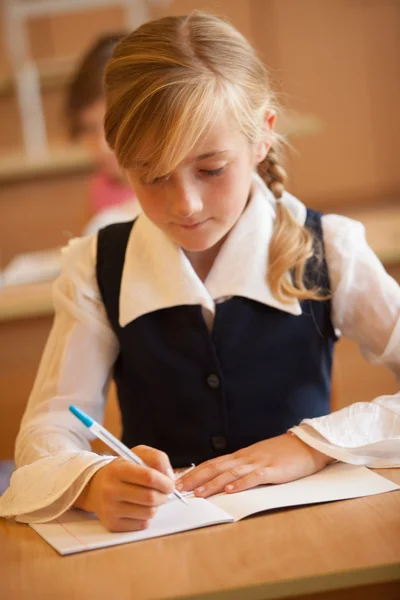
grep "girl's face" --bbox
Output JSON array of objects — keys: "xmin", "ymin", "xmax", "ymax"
[{"xmin": 125, "ymin": 114, "xmax": 273, "ymax": 253}]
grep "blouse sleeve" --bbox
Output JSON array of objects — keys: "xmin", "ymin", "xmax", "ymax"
[
  {"xmin": 291, "ymin": 214, "xmax": 400, "ymax": 467},
  {"xmin": 0, "ymin": 234, "xmax": 119, "ymax": 522}
]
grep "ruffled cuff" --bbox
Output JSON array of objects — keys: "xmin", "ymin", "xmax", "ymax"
[
  {"xmin": 290, "ymin": 423, "xmax": 400, "ymax": 468},
  {"xmin": 0, "ymin": 452, "xmax": 115, "ymax": 523}
]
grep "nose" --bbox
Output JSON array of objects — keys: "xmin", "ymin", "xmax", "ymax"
[{"xmin": 169, "ymin": 177, "xmax": 203, "ymax": 219}]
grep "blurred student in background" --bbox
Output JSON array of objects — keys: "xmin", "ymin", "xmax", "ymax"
[
  {"xmin": 0, "ymin": 34, "xmax": 139, "ymax": 289},
  {"xmin": 65, "ymin": 33, "xmax": 140, "ymax": 235}
]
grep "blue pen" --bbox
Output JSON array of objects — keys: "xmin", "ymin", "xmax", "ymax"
[{"xmin": 69, "ymin": 405, "xmax": 187, "ymax": 505}]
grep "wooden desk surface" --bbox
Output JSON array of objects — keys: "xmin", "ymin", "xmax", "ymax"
[{"xmin": 1, "ymin": 469, "xmax": 399, "ymax": 600}]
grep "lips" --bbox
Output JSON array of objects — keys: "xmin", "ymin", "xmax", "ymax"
[{"xmin": 176, "ymin": 219, "xmax": 208, "ymax": 229}]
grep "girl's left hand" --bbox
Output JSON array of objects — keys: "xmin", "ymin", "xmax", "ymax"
[{"xmin": 176, "ymin": 433, "xmax": 333, "ymax": 498}]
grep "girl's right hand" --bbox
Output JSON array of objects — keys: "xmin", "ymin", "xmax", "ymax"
[{"xmin": 75, "ymin": 445, "xmax": 175, "ymax": 532}]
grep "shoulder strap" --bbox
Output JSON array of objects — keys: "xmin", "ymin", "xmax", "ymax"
[{"xmin": 96, "ymin": 220, "xmax": 135, "ymax": 331}]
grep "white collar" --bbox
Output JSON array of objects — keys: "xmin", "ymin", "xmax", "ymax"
[{"xmin": 119, "ymin": 174, "xmax": 306, "ymax": 327}]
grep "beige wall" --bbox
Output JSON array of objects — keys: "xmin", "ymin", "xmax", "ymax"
[{"xmin": 1, "ymin": 1, "xmax": 399, "ymax": 204}]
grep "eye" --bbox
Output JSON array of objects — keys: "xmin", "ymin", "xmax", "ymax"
[{"xmin": 201, "ymin": 167, "xmax": 225, "ymax": 177}]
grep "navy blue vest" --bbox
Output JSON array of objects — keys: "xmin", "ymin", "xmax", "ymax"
[{"xmin": 96, "ymin": 209, "xmax": 336, "ymax": 467}]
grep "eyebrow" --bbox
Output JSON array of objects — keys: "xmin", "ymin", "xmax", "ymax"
[
  {"xmin": 194, "ymin": 150, "xmax": 231, "ymax": 161},
  {"xmin": 133, "ymin": 150, "xmax": 231, "ymax": 170}
]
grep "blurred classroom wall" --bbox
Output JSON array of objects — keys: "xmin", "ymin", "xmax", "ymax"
[{"xmin": 0, "ymin": 0, "xmax": 399, "ymax": 460}]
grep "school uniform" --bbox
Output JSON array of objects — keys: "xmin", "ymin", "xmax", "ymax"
[
  {"xmin": 96, "ymin": 207, "xmax": 335, "ymax": 467},
  {"xmin": 0, "ymin": 174, "xmax": 399, "ymax": 523}
]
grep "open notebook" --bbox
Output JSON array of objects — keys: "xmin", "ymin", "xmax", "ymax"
[{"xmin": 31, "ymin": 462, "xmax": 399, "ymax": 555}]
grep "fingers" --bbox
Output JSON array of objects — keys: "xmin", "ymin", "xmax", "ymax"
[
  {"xmin": 176, "ymin": 456, "xmax": 285, "ymax": 498},
  {"xmin": 173, "ymin": 434, "xmax": 333, "ymax": 503},
  {"xmin": 95, "ymin": 464, "xmax": 172, "ymax": 533},
  {"xmin": 225, "ymin": 466, "xmax": 282, "ymax": 493},
  {"xmin": 107, "ymin": 481, "xmax": 171, "ymax": 507},
  {"xmin": 114, "ymin": 458, "xmax": 175, "ymax": 496},
  {"xmin": 114, "ymin": 501, "xmax": 159, "ymax": 521},
  {"xmin": 132, "ymin": 445, "xmax": 175, "ymax": 480},
  {"xmin": 230, "ymin": 460, "xmax": 329, "ymax": 492},
  {"xmin": 176, "ymin": 455, "xmax": 234, "ymax": 493},
  {"xmin": 107, "ymin": 518, "xmax": 150, "ymax": 533},
  {"xmin": 188, "ymin": 464, "xmax": 284, "ymax": 497},
  {"xmin": 80, "ymin": 449, "xmax": 177, "ymax": 533},
  {"xmin": 101, "ymin": 504, "xmax": 156, "ymax": 533},
  {"xmin": 191, "ymin": 462, "xmax": 256, "ymax": 498}
]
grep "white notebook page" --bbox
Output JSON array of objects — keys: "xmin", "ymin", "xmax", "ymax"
[
  {"xmin": 208, "ymin": 462, "xmax": 399, "ymax": 520},
  {"xmin": 30, "ymin": 463, "xmax": 399, "ymax": 555},
  {"xmin": 31, "ymin": 496, "xmax": 233, "ymax": 555}
]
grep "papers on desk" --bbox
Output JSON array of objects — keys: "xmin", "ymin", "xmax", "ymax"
[
  {"xmin": 30, "ymin": 462, "xmax": 399, "ymax": 555},
  {"xmin": 32, "ymin": 497, "xmax": 233, "ymax": 555}
]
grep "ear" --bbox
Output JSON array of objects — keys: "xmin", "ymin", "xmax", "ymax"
[{"xmin": 254, "ymin": 110, "xmax": 276, "ymax": 164}]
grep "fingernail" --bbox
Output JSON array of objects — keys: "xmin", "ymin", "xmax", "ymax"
[
  {"xmin": 196, "ymin": 486, "xmax": 205, "ymax": 495},
  {"xmin": 167, "ymin": 467, "xmax": 175, "ymax": 480},
  {"xmin": 176, "ymin": 482, "xmax": 184, "ymax": 490},
  {"xmin": 226, "ymin": 485, "xmax": 234, "ymax": 492}
]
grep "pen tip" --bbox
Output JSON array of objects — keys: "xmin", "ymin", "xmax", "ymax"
[{"xmin": 174, "ymin": 490, "xmax": 188, "ymax": 505}]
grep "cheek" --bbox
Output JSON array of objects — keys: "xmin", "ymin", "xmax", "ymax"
[
  {"xmin": 135, "ymin": 190, "xmax": 166, "ymax": 222},
  {"xmin": 214, "ymin": 169, "xmax": 252, "ymax": 216}
]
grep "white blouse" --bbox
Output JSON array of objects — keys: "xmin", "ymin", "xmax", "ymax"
[{"xmin": 1, "ymin": 175, "xmax": 399, "ymax": 523}]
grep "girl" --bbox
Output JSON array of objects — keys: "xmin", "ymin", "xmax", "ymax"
[
  {"xmin": 65, "ymin": 33, "xmax": 140, "ymax": 233},
  {"xmin": 0, "ymin": 12, "xmax": 399, "ymax": 533}
]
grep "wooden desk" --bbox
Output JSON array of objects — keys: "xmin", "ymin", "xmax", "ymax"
[{"xmin": 1, "ymin": 469, "xmax": 399, "ymax": 600}]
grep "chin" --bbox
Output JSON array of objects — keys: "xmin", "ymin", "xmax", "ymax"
[
  {"xmin": 181, "ymin": 242, "xmax": 213, "ymax": 252},
  {"xmin": 175, "ymin": 233, "xmax": 220, "ymax": 253}
]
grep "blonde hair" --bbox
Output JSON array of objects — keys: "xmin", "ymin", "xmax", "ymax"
[{"xmin": 104, "ymin": 11, "xmax": 325, "ymax": 303}]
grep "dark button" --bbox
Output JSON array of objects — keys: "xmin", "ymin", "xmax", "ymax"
[
  {"xmin": 207, "ymin": 373, "xmax": 220, "ymax": 389},
  {"xmin": 212, "ymin": 435, "xmax": 228, "ymax": 452}
]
